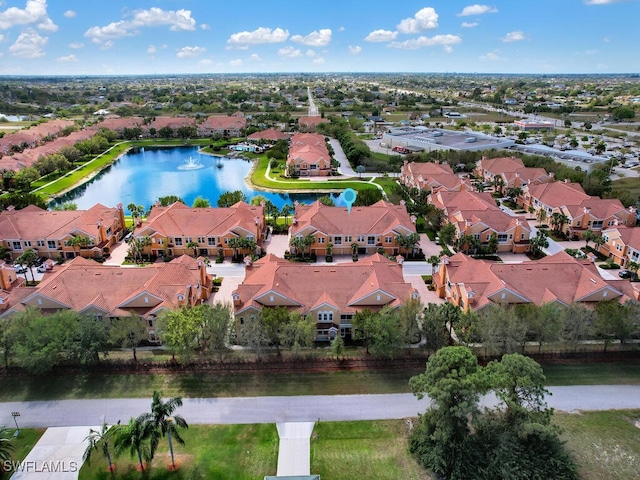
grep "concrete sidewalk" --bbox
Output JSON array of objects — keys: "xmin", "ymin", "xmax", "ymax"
[
  {"xmin": 276, "ymin": 422, "xmax": 315, "ymax": 477},
  {"xmin": 10, "ymin": 427, "xmax": 95, "ymax": 480}
]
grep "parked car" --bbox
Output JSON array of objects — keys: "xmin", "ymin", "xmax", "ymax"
[
  {"xmin": 14, "ymin": 264, "xmax": 27, "ymax": 274},
  {"xmin": 618, "ymin": 269, "xmax": 635, "ymax": 279},
  {"xmin": 35, "ymin": 256, "xmax": 46, "ymax": 266},
  {"xmin": 37, "ymin": 264, "xmax": 49, "ymax": 273}
]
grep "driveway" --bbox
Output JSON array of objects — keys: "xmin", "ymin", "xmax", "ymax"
[
  {"xmin": 264, "ymin": 234, "xmax": 290, "ymax": 257},
  {"xmin": 328, "ymin": 138, "xmax": 356, "ymax": 177}
]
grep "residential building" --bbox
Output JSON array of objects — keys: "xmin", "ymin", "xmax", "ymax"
[
  {"xmin": 0, "ymin": 255, "xmax": 213, "ymax": 342},
  {"xmin": 148, "ymin": 117, "xmax": 196, "ymax": 136},
  {"xmin": 247, "ymin": 128, "xmax": 291, "ymax": 143},
  {"xmin": 297, "ymin": 116, "xmax": 330, "ymax": 132},
  {"xmin": 399, "ymin": 160, "xmax": 472, "ymax": 193},
  {"xmin": 513, "ymin": 119, "xmax": 555, "ymax": 131},
  {"xmin": 474, "ymin": 156, "xmax": 551, "ymax": 195},
  {"xmin": 429, "ymin": 190, "xmax": 531, "ymax": 253},
  {"xmin": 290, "ymin": 200, "xmax": 417, "ymax": 256},
  {"xmin": 0, "ymin": 204, "xmax": 126, "ymax": 261},
  {"xmin": 600, "ymin": 225, "xmax": 640, "ymax": 267},
  {"xmin": 232, "ymin": 253, "xmax": 418, "ymax": 341},
  {"xmin": 433, "ymin": 251, "xmax": 638, "ymax": 312},
  {"xmin": 521, "ymin": 180, "xmax": 635, "ymax": 238},
  {"xmin": 136, "ymin": 201, "xmax": 265, "ymax": 258},
  {"xmin": 198, "ymin": 115, "xmax": 247, "ymax": 138},
  {"xmin": 91, "ymin": 116, "xmax": 145, "ymax": 136},
  {"xmin": 286, "ymin": 133, "xmax": 332, "ymax": 177}
]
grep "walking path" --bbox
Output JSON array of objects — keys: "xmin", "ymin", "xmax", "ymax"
[{"xmin": 276, "ymin": 422, "xmax": 315, "ymax": 477}]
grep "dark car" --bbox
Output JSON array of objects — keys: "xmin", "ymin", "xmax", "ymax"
[
  {"xmin": 618, "ymin": 269, "xmax": 635, "ymax": 279},
  {"xmin": 35, "ymin": 256, "xmax": 46, "ymax": 266}
]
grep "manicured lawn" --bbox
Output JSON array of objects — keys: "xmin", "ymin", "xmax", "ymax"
[
  {"xmin": 78, "ymin": 424, "xmax": 278, "ymax": 480},
  {"xmin": 612, "ymin": 175, "xmax": 640, "ymax": 199},
  {"xmin": 555, "ymin": 409, "xmax": 640, "ymax": 480},
  {"xmin": 0, "ymin": 429, "xmax": 46, "ymax": 480},
  {"xmin": 311, "ymin": 420, "xmax": 429, "ymax": 479},
  {"xmin": 542, "ymin": 362, "xmax": 640, "ymax": 386}
]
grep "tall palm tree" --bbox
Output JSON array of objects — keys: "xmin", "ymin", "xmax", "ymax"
[
  {"xmin": 67, "ymin": 235, "xmax": 92, "ymax": 257},
  {"xmin": 83, "ymin": 421, "xmax": 116, "ymax": 473},
  {"xmin": 144, "ymin": 391, "xmax": 188, "ymax": 469},
  {"xmin": 281, "ymin": 203, "xmax": 293, "ymax": 226},
  {"xmin": 15, "ymin": 249, "xmax": 38, "ymax": 283},
  {"xmin": 114, "ymin": 416, "xmax": 156, "ymax": 472},
  {"xmin": 0, "ymin": 426, "xmax": 15, "ymax": 464},
  {"xmin": 185, "ymin": 240, "xmax": 199, "ymax": 257}
]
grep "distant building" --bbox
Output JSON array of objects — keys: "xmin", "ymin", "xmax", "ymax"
[
  {"xmin": 381, "ymin": 127, "xmax": 514, "ymax": 153},
  {"xmin": 297, "ymin": 116, "xmax": 330, "ymax": 132},
  {"xmin": 514, "ymin": 119, "xmax": 555, "ymax": 131}
]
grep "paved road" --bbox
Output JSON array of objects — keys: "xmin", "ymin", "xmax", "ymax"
[{"xmin": 2, "ymin": 386, "xmax": 640, "ymax": 429}]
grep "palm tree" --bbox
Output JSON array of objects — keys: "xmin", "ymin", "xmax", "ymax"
[
  {"xmin": 83, "ymin": 421, "xmax": 116, "ymax": 473},
  {"xmin": 536, "ymin": 208, "xmax": 548, "ymax": 227},
  {"xmin": 227, "ymin": 237, "xmax": 241, "ymax": 260},
  {"xmin": 0, "ymin": 426, "xmax": 15, "ymax": 464},
  {"xmin": 550, "ymin": 212, "xmax": 569, "ymax": 235},
  {"xmin": 530, "ymin": 230, "xmax": 550, "ymax": 258},
  {"xmin": 492, "ymin": 175, "xmax": 505, "ymax": 194},
  {"xmin": 67, "ymin": 235, "xmax": 92, "ymax": 257},
  {"xmin": 583, "ymin": 229, "xmax": 597, "ymax": 249},
  {"xmin": 127, "ymin": 203, "xmax": 145, "ymax": 229},
  {"xmin": 114, "ymin": 416, "xmax": 156, "ymax": 472},
  {"xmin": 15, "ymin": 249, "xmax": 38, "ymax": 283},
  {"xmin": 627, "ymin": 261, "xmax": 639, "ymax": 280},
  {"xmin": 185, "ymin": 240, "xmax": 199, "ymax": 257},
  {"xmin": 145, "ymin": 391, "xmax": 188, "ymax": 470},
  {"xmin": 281, "ymin": 203, "xmax": 293, "ymax": 227}
]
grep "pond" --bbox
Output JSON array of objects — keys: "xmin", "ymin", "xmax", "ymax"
[{"xmin": 49, "ymin": 146, "xmax": 333, "ymax": 210}]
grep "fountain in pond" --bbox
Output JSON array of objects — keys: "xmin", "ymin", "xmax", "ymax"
[{"xmin": 177, "ymin": 156, "xmax": 205, "ymax": 170}]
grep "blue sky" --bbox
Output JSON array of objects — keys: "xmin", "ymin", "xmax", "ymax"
[{"xmin": 0, "ymin": 0, "xmax": 638, "ymax": 75}]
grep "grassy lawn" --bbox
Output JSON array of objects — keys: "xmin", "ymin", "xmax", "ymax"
[
  {"xmin": 542, "ymin": 362, "xmax": 640, "ymax": 386},
  {"xmin": 555, "ymin": 410, "xmax": 640, "ymax": 480},
  {"xmin": 78, "ymin": 424, "xmax": 278, "ymax": 480},
  {"xmin": 611, "ymin": 175, "xmax": 640, "ymax": 199},
  {"xmin": 0, "ymin": 429, "xmax": 46, "ymax": 480},
  {"xmin": 311, "ymin": 420, "xmax": 429, "ymax": 479}
]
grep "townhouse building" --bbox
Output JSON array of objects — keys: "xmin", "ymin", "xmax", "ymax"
[
  {"xmin": 197, "ymin": 115, "xmax": 247, "ymax": 138},
  {"xmin": 247, "ymin": 128, "xmax": 291, "ymax": 143},
  {"xmin": 399, "ymin": 160, "xmax": 472, "ymax": 193},
  {"xmin": 286, "ymin": 133, "xmax": 332, "ymax": 177},
  {"xmin": 0, "ymin": 204, "xmax": 126, "ymax": 261},
  {"xmin": 135, "ymin": 201, "xmax": 265, "ymax": 258},
  {"xmin": 0, "ymin": 255, "xmax": 212, "ymax": 342},
  {"xmin": 297, "ymin": 116, "xmax": 330, "ymax": 132},
  {"xmin": 520, "ymin": 180, "xmax": 635, "ymax": 238},
  {"xmin": 433, "ymin": 251, "xmax": 639, "ymax": 312},
  {"xmin": 232, "ymin": 253, "xmax": 418, "ymax": 341},
  {"xmin": 429, "ymin": 190, "xmax": 531, "ymax": 253},
  {"xmin": 474, "ymin": 156, "xmax": 551, "ymax": 196},
  {"xmin": 600, "ymin": 225, "xmax": 640, "ymax": 267},
  {"xmin": 289, "ymin": 200, "xmax": 417, "ymax": 256}
]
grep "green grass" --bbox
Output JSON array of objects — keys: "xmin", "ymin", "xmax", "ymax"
[
  {"xmin": 612, "ymin": 175, "xmax": 640, "ymax": 199},
  {"xmin": 555, "ymin": 410, "xmax": 640, "ymax": 480},
  {"xmin": 0, "ymin": 428, "xmax": 46, "ymax": 480},
  {"xmin": 78, "ymin": 424, "xmax": 278, "ymax": 480},
  {"xmin": 542, "ymin": 362, "xmax": 640, "ymax": 386},
  {"xmin": 311, "ymin": 420, "xmax": 429, "ymax": 479}
]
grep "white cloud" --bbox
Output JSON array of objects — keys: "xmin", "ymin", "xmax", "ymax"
[
  {"xmin": 364, "ymin": 29, "xmax": 397, "ymax": 42},
  {"xmin": 585, "ymin": 0, "xmax": 625, "ymax": 4},
  {"xmin": 389, "ymin": 34, "xmax": 462, "ymax": 50},
  {"xmin": 0, "ymin": 0, "xmax": 57, "ymax": 31},
  {"xmin": 8, "ymin": 29, "xmax": 47, "ymax": 58},
  {"xmin": 226, "ymin": 27, "xmax": 289, "ymax": 48},
  {"xmin": 230, "ymin": 58, "xmax": 243, "ymax": 67},
  {"xmin": 176, "ymin": 46, "xmax": 206, "ymax": 58},
  {"xmin": 57, "ymin": 54, "xmax": 77, "ymax": 62},
  {"xmin": 306, "ymin": 49, "xmax": 315, "ymax": 57},
  {"xmin": 397, "ymin": 7, "xmax": 438, "ymax": 34},
  {"xmin": 249, "ymin": 53, "xmax": 261, "ymax": 61},
  {"xmin": 131, "ymin": 7, "xmax": 196, "ymax": 31},
  {"xmin": 0, "ymin": 33, "xmax": 4, "ymax": 41},
  {"xmin": 85, "ymin": 7, "xmax": 196, "ymax": 44},
  {"xmin": 502, "ymin": 31, "xmax": 525, "ymax": 42},
  {"xmin": 147, "ymin": 44, "xmax": 157, "ymax": 54},
  {"xmin": 349, "ymin": 45, "xmax": 362, "ymax": 54},
  {"xmin": 461, "ymin": 22, "xmax": 479, "ymax": 28},
  {"xmin": 291, "ymin": 28, "xmax": 332, "ymax": 47},
  {"xmin": 63, "ymin": 10, "xmax": 76, "ymax": 18},
  {"xmin": 480, "ymin": 50, "xmax": 502, "ymax": 61},
  {"xmin": 68, "ymin": 42, "xmax": 84, "ymax": 49},
  {"xmin": 339, "ymin": 26, "xmax": 345, "ymax": 32},
  {"xmin": 100, "ymin": 40, "xmax": 113, "ymax": 50},
  {"xmin": 278, "ymin": 46, "xmax": 302, "ymax": 58},
  {"xmin": 200, "ymin": 23, "xmax": 211, "ymax": 30},
  {"xmin": 458, "ymin": 4, "xmax": 498, "ymax": 16},
  {"xmin": 199, "ymin": 59, "xmax": 212, "ymax": 66},
  {"xmin": 312, "ymin": 57, "xmax": 325, "ymax": 65}
]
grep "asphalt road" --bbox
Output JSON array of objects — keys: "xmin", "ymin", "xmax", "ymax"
[{"xmin": 2, "ymin": 386, "xmax": 640, "ymax": 429}]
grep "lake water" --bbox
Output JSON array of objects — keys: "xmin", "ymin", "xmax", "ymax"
[{"xmin": 50, "ymin": 146, "xmax": 333, "ymax": 210}]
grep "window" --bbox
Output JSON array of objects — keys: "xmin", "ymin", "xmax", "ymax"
[
  {"xmin": 23, "ymin": 240, "xmax": 31, "ymax": 247},
  {"xmin": 473, "ymin": 234, "xmax": 480, "ymax": 240},
  {"xmin": 385, "ymin": 236, "xmax": 392, "ymax": 244},
  {"xmin": 497, "ymin": 234, "xmax": 508, "ymax": 243},
  {"xmin": 592, "ymin": 220, "xmax": 603, "ymax": 229},
  {"xmin": 357, "ymin": 235, "xmax": 364, "ymax": 243},
  {"xmin": 318, "ymin": 237, "xmax": 325, "ymax": 244},
  {"xmin": 318, "ymin": 311, "xmax": 333, "ymax": 322},
  {"xmin": 185, "ymin": 237, "xmax": 192, "ymax": 243},
  {"xmin": 310, "ymin": 164, "xmax": 317, "ymax": 170},
  {"xmin": 632, "ymin": 251, "xmax": 639, "ymax": 261},
  {"xmin": 208, "ymin": 237, "xmax": 216, "ymax": 246},
  {"xmin": 367, "ymin": 236, "xmax": 375, "ymax": 245},
  {"xmin": 345, "ymin": 236, "xmax": 351, "ymax": 242},
  {"xmin": 157, "ymin": 238, "xmax": 164, "ymax": 245},
  {"xmin": 106, "ymin": 227, "xmax": 112, "ymax": 235},
  {"xmin": 521, "ymin": 233, "xmax": 525, "ymax": 240},
  {"xmin": 197, "ymin": 237, "xmax": 205, "ymax": 243},
  {"xmin": 47, "ymin": 240, "xmax": 56, "ymax": 249},
  {"xmin": 334, "ymin": 236, "xmax": 342, "ymax": 245},
  {"xmin": 37, "ymin": 240, "xmax": 45, "ymax": 247},
  {"xmin": 174, "ymin": 237, "xmax": 183, "ymax": 246},
  {"xmin": 616, "ymin": 244, "xmax": 622, "ymax": 252},
  {"xmin": 147, "ymin": 319, "xmax": 153, "ymax": 327},
  {"xmin": 12, "ymin": 241, "xmax": 22, "ymax": 250}
]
